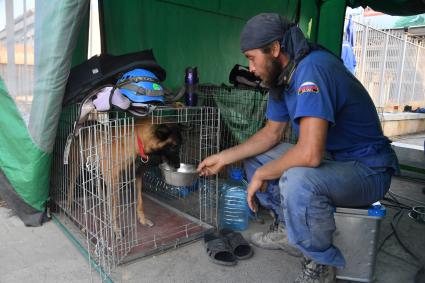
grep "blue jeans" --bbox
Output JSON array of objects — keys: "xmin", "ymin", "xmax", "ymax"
[{"xmin": 243, "ymin": 143, "xmax": 393, "ymax": 268}]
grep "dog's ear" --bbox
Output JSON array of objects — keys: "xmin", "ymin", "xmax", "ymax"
[{"xmin": 155, "ymin": 124, "xmax": 172, "ymax": 141}]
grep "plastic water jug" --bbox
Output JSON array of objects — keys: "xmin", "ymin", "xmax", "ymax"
[{"xmin": 219, "ymin": 168, "xmax": 249, "ymax": 231}]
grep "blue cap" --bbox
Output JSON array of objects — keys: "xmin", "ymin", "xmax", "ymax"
[
  {"xmin": 230, "ymin": 168, "xmax": 244, "ymax": 181},
  {"xmin": 368, "ymin": 204, "xmax": 386, "ymax": 217}
]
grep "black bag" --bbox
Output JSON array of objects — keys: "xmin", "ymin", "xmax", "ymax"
[
  {"xmin": 228, "ymin": 64, "xmax": 262, "ymax": 89},
  {"xmin": 63, "ymin": 49, "xmax": 166, "ymax": 106}
]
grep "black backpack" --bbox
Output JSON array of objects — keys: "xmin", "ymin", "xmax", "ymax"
[{"xmin": 63, "ymin": 49, "xmax": 166, "ymax": 106}]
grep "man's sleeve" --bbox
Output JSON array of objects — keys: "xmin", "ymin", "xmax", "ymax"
[
  {"xmin": 266, "ymin": 94, "xmax": 290, "ymax": 122},
  {"xmin": 293, "ymin": 64, "xmax": 336, "ymax": 126}
]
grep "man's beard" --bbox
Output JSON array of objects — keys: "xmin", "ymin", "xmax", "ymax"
[{"xmin": 262, "ymin": 57, "xmax": 283, "ymax": 88}]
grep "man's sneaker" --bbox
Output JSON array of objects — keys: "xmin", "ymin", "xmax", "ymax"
[
  {"xmin": 250, "ymin": 222, "xmax": 302, "ymax": 257},
  {"xmin": 294, "ymin": 257, "xmax": 336, "ymax": 283}
]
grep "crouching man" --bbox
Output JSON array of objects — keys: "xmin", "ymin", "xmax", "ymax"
[{"xmin": 197, "ymin": 13, "xmax": 399, "ymax": 283}]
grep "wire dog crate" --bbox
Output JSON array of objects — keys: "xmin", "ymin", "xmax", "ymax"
[{"xmin": 51, "ymin": 105, "xmax": 220, "ymax": 279}]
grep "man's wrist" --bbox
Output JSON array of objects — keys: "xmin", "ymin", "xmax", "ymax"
[{"xmin": 218, "ymin": 150, "xmax": 233, "ymax": 166}]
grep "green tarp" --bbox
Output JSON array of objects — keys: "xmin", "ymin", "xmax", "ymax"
[
  {"xmin": 101, "ymin": 0, "xmax": 346, "ymax": 89},
  {"xmin": 0, "ymin": 78, "xmax": 50, "ymax": 212},
  {"xmin": 0, "ymin": 0, "xmax": 89, "ymax": 225}
]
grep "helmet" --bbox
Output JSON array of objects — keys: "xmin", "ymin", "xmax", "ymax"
[{"xmin": 117, "ymin": 69, "xmax": 164, "ymax": 104}]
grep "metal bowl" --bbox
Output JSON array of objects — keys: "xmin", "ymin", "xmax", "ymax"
[{"xmin": 159, "ymin": 163, "xmax": 198, "ymax": 187}]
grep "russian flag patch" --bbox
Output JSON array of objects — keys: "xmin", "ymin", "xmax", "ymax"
[{"xmin": 298, "ymin": 82, "xmax": 319, "ymax": 95}]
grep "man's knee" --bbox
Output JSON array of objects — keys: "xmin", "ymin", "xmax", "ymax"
[
  {"xmin": 279, "ymin": 167, "xmax": 317, "ymax": 203},
  {"xmin": 244, "ymin": 143, "xmax": 291, "ymax": 170}
]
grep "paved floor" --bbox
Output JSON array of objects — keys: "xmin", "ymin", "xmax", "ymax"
[
  {"xmin": 0, "ymin": 201, "xmax": 99, "ymax": 283},
  {"xmin": 1, "ymin": 175, "xmax": 424, "ymax": 283},
  {"xmin": 392, "ymin": 132, "xmax": 425, "ymax": 147}
]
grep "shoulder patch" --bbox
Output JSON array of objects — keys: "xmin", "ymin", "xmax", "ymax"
[{"xmin": 298, "ymin": 82, "xmax": 319, "ymax": 95}]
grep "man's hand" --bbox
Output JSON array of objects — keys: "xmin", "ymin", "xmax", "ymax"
[
  {"xmin": 197, "ymin": 153, "xmax": 227, "ymax": 176},
  {"xmin": 247, "ymin": 174, "xmax": 265, "ymax": 213}
]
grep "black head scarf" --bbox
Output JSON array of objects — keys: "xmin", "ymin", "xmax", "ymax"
[{"xmin": 240, "ymin": 13, "xmax": 311, "ymax": 64}]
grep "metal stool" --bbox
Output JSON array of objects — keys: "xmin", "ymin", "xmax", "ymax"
[{"xmin": 333, "ymin": 204, "xmax": 386, "ymax": 282}]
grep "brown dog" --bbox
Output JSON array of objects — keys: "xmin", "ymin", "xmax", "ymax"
[{"xmin": 66, "ymin": 117, "xmax": 182, "ymax": 238}]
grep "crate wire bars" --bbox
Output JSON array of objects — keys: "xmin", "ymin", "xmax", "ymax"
[{"xmin": 51, "ymin": 106, "xmax": 220, "ymax": 279}]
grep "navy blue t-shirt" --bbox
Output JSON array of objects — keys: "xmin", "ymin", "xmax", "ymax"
[{"xmin": 266, "ymin": 50, "xmax": 398, "ymax": 171}]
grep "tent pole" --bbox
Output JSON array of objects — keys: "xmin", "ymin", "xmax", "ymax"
[{"xmin": 98, "ymin": 0, "xmax": 107, "ymax": 54}]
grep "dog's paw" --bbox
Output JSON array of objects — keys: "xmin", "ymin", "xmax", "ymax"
[
  {"xmin": 144, "ymin": 218, "xmax": 154, "ymax": 227},
  {"xmin": 139, "ymin": 216, "xmax": 154, "ymax": 227}
]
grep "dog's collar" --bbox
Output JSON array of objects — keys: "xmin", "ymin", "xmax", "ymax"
[{"xmin": 136, "ymin": 131, "xmax": 149, "ymax": 163}]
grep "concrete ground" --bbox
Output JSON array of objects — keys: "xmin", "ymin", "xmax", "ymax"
[
  {"xmin": 392, "ymin": 132, "xmax": 425, "ymax": 147},
  {"xmin": 0, "ymin": 199, "xmax": 100, "ymax": 283},
  {"xmin": 1, "ymin": 176, "xmax": 424, "ymax": 283}
]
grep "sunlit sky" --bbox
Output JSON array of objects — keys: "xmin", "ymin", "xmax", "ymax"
[{"xmin": 0, "ymin": 0, "xmax": 36, "ymax": 30}]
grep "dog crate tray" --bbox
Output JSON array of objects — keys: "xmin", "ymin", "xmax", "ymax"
[{"xmin": 122, "ymin": 194, "xmax": 213, "ymax": 263}]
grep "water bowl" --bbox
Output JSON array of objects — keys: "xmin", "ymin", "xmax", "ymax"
[{"xmin": 159, "ymin": 163, "xmax": 198, "ymax": 187}]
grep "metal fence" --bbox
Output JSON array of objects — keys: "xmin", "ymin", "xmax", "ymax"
[{"xmin": 352, "ymin": 20, "xmax": 425, "ymax": 108}]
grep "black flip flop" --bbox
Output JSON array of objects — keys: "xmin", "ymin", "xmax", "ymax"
[
  {"xmin": 204, "ymin": 232, "xmax": 237, "ymax": 266},
  {"xmin": 220, "ymin": 229, "xmax": 254, "ymax": 260}
]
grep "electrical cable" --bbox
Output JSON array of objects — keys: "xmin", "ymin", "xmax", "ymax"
[
  {"xmin": 382, "ymin": 197, "xmax": 411, "ymax": 209},
  {"xmin": 380, "ymin": 248, "xmax": 421, "ymax": 268},
  {"xmin": 377, "ymin": 203, "xmax": 403, "ymax": 252},
  {"xmin": 378, "ymin": 192, "xmax": 425, "ymax": 283}
]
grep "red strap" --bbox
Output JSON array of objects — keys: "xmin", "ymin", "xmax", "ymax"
[{"xmin": 136, "ymin": 131, "xmax": 149, "ymax": 163}]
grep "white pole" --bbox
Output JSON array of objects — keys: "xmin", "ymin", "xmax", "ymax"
[
  {"xmin": 5, "ymin": 0, "xmax": 16, "ymax": 95},
  {"xmin": 396, "ymin": 34, "xmax": 407, "ymax": 106},
  {"xmin": 378, "ymin": 33, "xmax": 389, "ymax": 108},
  {"xmin": 360, "ymin": 25, "xmax": 369, "ymax": 84},
  {"xmin": 410, "ymin": 46, "xmax": 420, "ymax": 103},
  {"xmin": 23, "ymin": 0, "xmax": 27, "ymax": 65}
]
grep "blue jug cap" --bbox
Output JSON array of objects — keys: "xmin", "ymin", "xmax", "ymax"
[
  {"xmin": 229, "ymin": 168, "xmax": 244, "ymax": 180},
  {"xmin": 368, "ymin": 204, "xmax": 386, "ymax": 217}
]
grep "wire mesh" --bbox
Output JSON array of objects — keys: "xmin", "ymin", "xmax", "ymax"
[
  {"xmin": 198, "ymin": 85, "xmax": 297, "ymax": 154},
  {"xmin": 51, "ymin": 105, "xmax": 220, "ymax": 279},
  {"xmin": 52, "ymin": 108, "xmax": 137, "ymax": 276},
  {"xmin": 143, "ymin": 107, "xmax": 220, "ymax": 226},
  {"xmin": 178, "ymin": 85, "xmax": 296, "ymax": 198}
]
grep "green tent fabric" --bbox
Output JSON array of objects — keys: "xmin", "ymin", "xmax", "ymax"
[
  {"xmin": 0, "ymin": 77, "xmax": 49, "ymax": 224},
  {"xmin": 393, "ymin": 14, "xmax": 425, "ymax": 28},
  {"xmin": 100, "ymin": 0, "xmax": 347, "ymax": 89},
  {"xmin": 29, "ymin": 0, "xmax": 89, "ymax": 153},
  {"xmin": 102, "ymin": 0, "xmax": 305, "ymax": 90},
  {"xmin": 0, "ymin": 0, "xmax": 89, "ymax": 226},
  {"xmin": 0, "ymin": 77, "xmax": 50, "ymax": 213}
]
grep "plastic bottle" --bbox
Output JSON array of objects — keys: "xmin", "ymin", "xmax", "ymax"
[
  {"xmin": 184, "ymin": 67, "xmax": 198, "ymax": 106},
  {"xmin": 219, "ymin": 168, "xmax": 249, "ymax": 231},
  {"xmin": 178, "ymin": 181, "xmax": 199, "ymax": 198}
]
